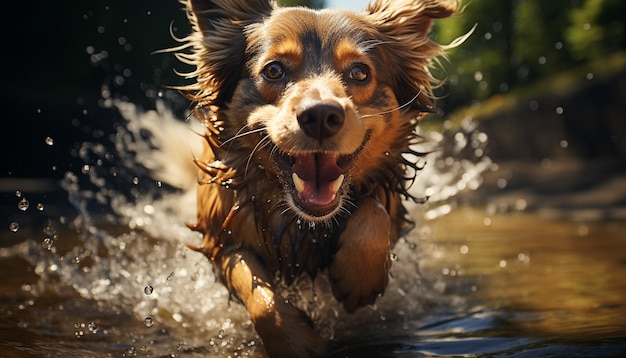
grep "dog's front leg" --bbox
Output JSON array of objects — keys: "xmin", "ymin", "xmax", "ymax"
[
  {"xmin": 217, "ymin": 250, "xmax": 328, "ymax": 358},
  {"xmin": 330, "ymin": 197, "xmax": 392, "ymax": 313}
]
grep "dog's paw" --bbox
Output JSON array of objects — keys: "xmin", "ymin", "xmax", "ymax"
[
  {"xmin": 330, "ymin": 240, "xmax": 390, "ymax": 313},
  {"xmin": 254, "ymin": 300, "xmax": 328, "ymax": 358},
  {"xmin": 329, "ymin": 197, "xmax": 391, "ymax": 313}
]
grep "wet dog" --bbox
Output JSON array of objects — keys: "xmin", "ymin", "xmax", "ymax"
[{"xmin": 176, "ymin": 0, "xmax": 457, "ymax": 356}]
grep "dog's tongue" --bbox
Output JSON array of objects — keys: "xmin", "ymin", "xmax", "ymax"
[{"xmin": 292, "ymin": 153, "xmax": 344, "ymax": 211}]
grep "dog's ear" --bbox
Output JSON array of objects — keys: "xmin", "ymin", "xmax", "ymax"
[
  {"xmin": 182, "ymin": 0, "xmax": 276, "ymax": 106},
  {"xmin": 365, "ymin": 0, "xmax": 457, "ymax": 116}
]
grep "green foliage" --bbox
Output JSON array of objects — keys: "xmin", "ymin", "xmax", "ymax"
[
  {"xmin": 566, "ymin": 0, "xmax": 626, "ymax": 61},
  {"xmin": 513, "ymin": 1, "xmax": 571, "ymax": 78},
  {"xmin": 432, "ymin": 0, "xmax": 515, "ymax": 108},
  {"xmin": 278, "ymin": 0, "xmax": 319, "ymax": 7},
  {"xmin": 432, "ymin": 0, "xmax": 626, "ymax": 112}
]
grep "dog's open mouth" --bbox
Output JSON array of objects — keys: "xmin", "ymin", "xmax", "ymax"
[{"xmin": 274, "ymin": 133, "xmax": 369, "ymax": 221}]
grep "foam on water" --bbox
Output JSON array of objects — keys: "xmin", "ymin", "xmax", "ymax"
[{"xmin": 22, "ymin": 100, "xmax": 492, "ymax": 354}]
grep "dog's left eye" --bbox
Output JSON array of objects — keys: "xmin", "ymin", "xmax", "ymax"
[
  {"xmin": 348, "ymin": 64, "xmax": 369, "ymax": 82},
  {"xmin": 262, "ymin": 62, "xmax": 285, "ymax": 81}
]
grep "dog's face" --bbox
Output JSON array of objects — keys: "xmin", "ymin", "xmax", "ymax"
[
  {"xmin": 239, "ymin": 8, "xmax": 405, "ymax": 223},
  {"xmin": 184, "ymin": 0, "xmax": 455, "ymax": 224}
]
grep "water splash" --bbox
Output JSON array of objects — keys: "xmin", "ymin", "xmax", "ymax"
[
  {"xmin": 19, "ymin": 100, "xmax": 490, "ymax": 355},
  {"xmin": 411, "ymin": 116, "xmax": 493, "ymax": 220}
]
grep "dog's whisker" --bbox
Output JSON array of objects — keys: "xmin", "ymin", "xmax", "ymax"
[
  {"xmin": 360, "ymin": 91, "xmax": 422, "ymax": 119},
  {"xmin": 243, "ymin": 134, "xmax": 271, "ymax": 180},
  {"xmin": 218, "ymin": 125, "xmax": 263, "ymax": 165},
  {"xmin": 220, "ymin": 127, "xmax": 266, "ymax": 148},
  {"xmin": 270, "ymin": 200, "xmax": 291, "ymax": 217}
]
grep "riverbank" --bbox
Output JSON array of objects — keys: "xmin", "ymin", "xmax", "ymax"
[{"xmin": 431, "ymin": 52, "xmax": 626, "ymax": 220}]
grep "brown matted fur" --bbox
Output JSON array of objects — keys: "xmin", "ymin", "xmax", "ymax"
[{"xmin": 172, "ymin": 0, "xmax": 458, "ymax": 356}]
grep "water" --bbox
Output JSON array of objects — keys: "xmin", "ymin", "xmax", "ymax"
[{"xmin": 1, "ymin": 103, "xmax": 625, "ymax": 357}]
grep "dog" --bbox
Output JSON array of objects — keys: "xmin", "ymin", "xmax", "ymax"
[{"xmin": 175, "ymin": 0, "xmax": 458, "ymax": 356}]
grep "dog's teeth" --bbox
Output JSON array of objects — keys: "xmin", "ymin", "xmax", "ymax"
[
  {"xmin": 330, "ymin": 174, "xmax": 344, "ymax": 194},
  {"xmin": 293, "ymin": 173, "xmax": 306, "ymax": 193}
]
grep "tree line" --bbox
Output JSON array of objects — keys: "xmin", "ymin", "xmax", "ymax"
[{"xmin": 432, "ymin": 0, "xmax": 626, "ymax": 111}]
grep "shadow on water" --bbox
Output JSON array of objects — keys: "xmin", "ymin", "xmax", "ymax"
[{"xmin": 1, "ymin": 99, "xmax": 625, "ymax": 357}]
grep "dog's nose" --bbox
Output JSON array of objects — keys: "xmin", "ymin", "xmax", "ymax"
[{"xmin": 297, "ymin": 102, "xmax": 345, "ymax": 141}]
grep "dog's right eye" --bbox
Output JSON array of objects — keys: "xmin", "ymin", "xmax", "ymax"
[
  {"xmin": 348, "ymin": 63, "xmax": 369, "ymax": 83},
  {"xmin": 262, "ymin": 62, "xmax": 285, "ymax": 81}
]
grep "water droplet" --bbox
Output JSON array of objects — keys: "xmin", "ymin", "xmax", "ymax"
[
  {"xmin": 45, "ymin": 136, "xmax": 54, "ymax": 146},
  {"xmin": 144, "ymin": 285, "xmax": 154, "ymax": 295},
  {"xmin": 17, "ymin": 198, "xmax": 29, "ymax": 211},
  {"xmin": 36, "ymin": 203, "xmax": 45, "ymax": 211},
  {"xmin": 42, "ymin": 237, "xmax": 54, "ymax": 250},
  {"xmin": 167, "ymin": 272, "xmax": 175, "ymax": 281},
  {"xmin": 460, "ymin": 245, "xmax": 469, "ymax": 254},
  {"xmin": 9, "ymin": 222, "xmax": 19, "ymax": 232},
  {"xmin": 132, "ymin": 177, "xmax": 139, "ymax": 185},
  {"xmin": 517, "ymin": 252, "xmax": 530, "ymax": 264},
  {"xmin": 15, "ymin": 190, "xmax": 22, "ymax": 198},
  {"xmin": 144, "ymin": 317, "xmax": 153, "ymax": 327},
  {"xmin": 88, "ymin": 322, "xmax": 98, "ymax": 333},
  {"xmin": 43, "ymin": 221, "xmax": 57, "ymax": 237}
]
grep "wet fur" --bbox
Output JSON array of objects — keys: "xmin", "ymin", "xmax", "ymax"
[{"xmin": 175, "ymin": 0, "xmax": 457, "ymax": 356}]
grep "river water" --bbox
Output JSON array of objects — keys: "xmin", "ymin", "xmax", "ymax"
[{"xmin": 1, "ymin": 104, "xmax": 625, "ymax": 357}]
